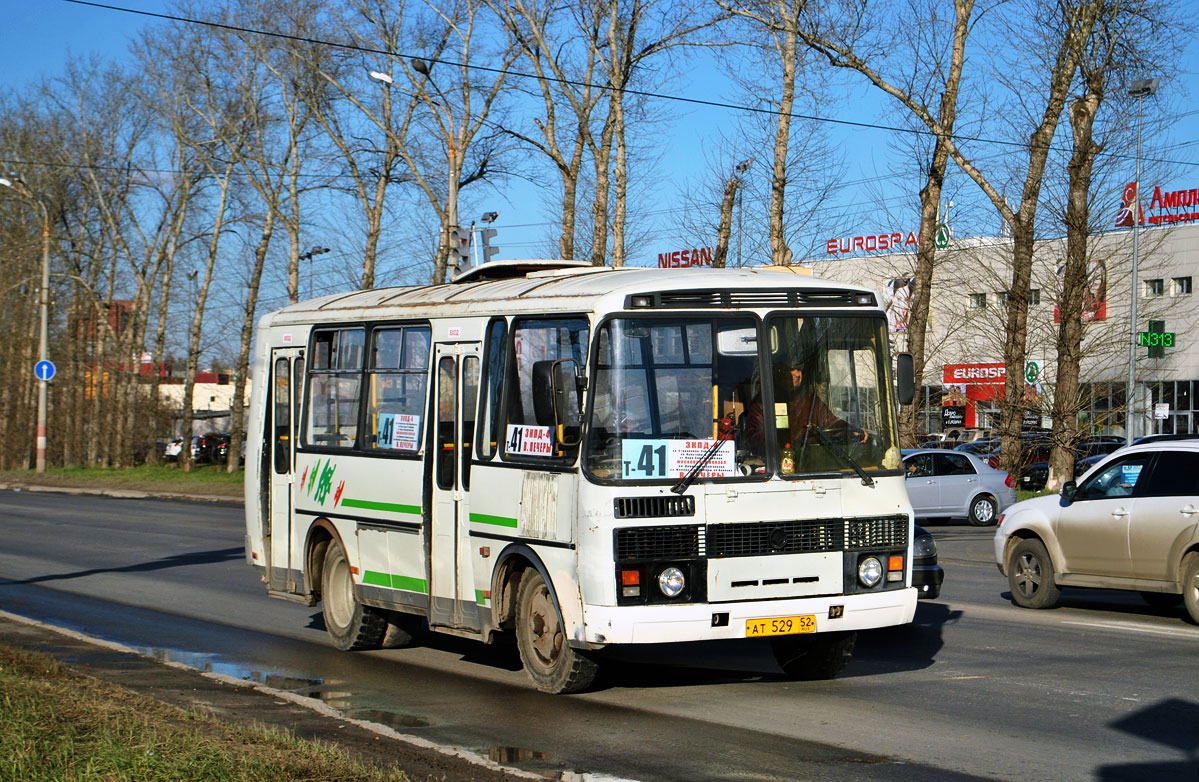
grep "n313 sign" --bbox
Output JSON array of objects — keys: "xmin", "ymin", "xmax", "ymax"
[{"xmin": 1138, "ymin": 320, "xmax": 1174, "ymax": 358}]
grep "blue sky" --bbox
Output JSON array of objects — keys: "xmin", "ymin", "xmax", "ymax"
[{"xmin": 4, "ymin": 0, "xmax": 1198, "ymax": 275}]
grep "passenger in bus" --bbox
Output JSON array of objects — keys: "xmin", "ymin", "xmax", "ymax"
[{"xmin": 742, "ymin": 361, "xmax": 868, "ymax": 450}]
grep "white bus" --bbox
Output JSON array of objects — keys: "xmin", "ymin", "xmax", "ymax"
[{"xmin": 245, "ymin": 261, "xmax": 918, "ymax": 693}]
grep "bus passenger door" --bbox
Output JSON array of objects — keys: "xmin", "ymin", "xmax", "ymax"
[
  {"xmin": 266, "ymin": 347, "xmax": 303, "ymax": 593},
  {"xmin": 429, "ymin": 342, "xmax": 482, "ymax": 631}
]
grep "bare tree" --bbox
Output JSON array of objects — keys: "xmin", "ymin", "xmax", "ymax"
[{"xmin": 1044, "ymin": 0, "xmax": 1182, "ymax": 489}]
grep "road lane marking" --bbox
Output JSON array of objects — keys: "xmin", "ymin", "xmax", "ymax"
[{"xmin": 1060, "ymin": 620, "xmax": 1199, "ymax": 639}]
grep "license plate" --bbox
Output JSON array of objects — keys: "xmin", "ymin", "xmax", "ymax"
[{"xmin": 745, "ymin": 614, "xmax": 816, "ymax": 637}]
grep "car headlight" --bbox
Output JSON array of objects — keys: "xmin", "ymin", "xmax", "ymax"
[
  {"xmin": 913, "ymin": 533, "xmax": 937, "ymax": 559},
  {"xmin": 858, "ymin": 556, "xmax": 883, "ymax": 587},
  {"xmin": 658, "ymin": 566, "xmax": 685, "ymax": 597}
]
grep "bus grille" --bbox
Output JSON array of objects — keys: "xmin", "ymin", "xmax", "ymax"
[
  {"xmin": 706, "ymin": 519, "xmax": 843, "ymax": 558},
  {"xmin": 615, "ymin": 525, "xmax": 702, "ymax": 560},
  {"xmin": 846, "ymin": 516, "xmax": 909, "ymax": 549},
  {"xmin": 614, "ymin": 495, "xmax": 695, "ymax": 519}
]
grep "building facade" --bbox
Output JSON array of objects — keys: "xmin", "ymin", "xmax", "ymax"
[{"xmin": 804, "ymin": 221, "xmax": 1199, "ymax": 441}]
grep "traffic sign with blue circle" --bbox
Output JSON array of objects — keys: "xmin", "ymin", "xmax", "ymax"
[{"xmin": 35, "ymin": 360, "xmax": 56, "ymax": 381}]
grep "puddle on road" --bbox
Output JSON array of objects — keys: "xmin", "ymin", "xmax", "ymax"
[{"xmin": 134, "ymin": 645, "xmax": 323, "ymax": 692}]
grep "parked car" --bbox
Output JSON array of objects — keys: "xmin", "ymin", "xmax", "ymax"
[
  {"xmin": 912, "ymin": 524, "xmax": 944, "ymax": 599},
  {"xmin": 902, "ymin": 449, "xmax": 1017, "ymax": 526},
  {"xmin": 1017, "ymin": 440, "xmax": 1124, "ymax": 491},
  {"xmin": 163, "ymin": 437, "xmax": 184, "ymax": 461},
  {"xmin": 994, "ymin": 441, "xmax": 1199, "ymax": 624},
  {"xmin": 1131, "ymin": 433, "xmax": 1199, "ymax": 446}
]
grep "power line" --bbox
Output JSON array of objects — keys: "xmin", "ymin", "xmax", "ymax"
[{"xmin": 61, "ymin": 0, "xmax": 1199, "ymax": 166}]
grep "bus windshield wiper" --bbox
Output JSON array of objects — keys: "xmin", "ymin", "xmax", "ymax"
[
  {"xmin": 671, "ymin": 420, "xmax": 734, "ymax": 495},
  {"xmin": 805, "ymin": 425, "xmax": 875, "ymax": 487}
]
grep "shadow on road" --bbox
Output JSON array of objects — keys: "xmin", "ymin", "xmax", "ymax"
[
  {"xmin": 1098, "ymin": 698, "xmax": 1199, "ymax": 780},
  {"xmin": 0, "ymin": 547, "xmax": 244, "ymax": 586}
]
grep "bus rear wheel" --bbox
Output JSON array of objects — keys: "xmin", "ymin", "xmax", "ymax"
[
  {"xmin": 321, "ymin": 538, "xmax": 387, "ymax": 651},
  {"xmin": 770, "ymin": 631, "xmax": 857, "ymax": 680},
  {"xmin": 515, "ymin": 569, "xmax": 597, "ymax": 694}
]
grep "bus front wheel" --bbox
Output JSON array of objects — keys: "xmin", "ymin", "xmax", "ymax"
[
  {"xmin": 321, "ymin": 539, "xmax": 387, "ymax": 651},
  {"xmin": 515, "ymin": 569, "xmax": 597, "ymax": 694},
  {"xmin": 770, "ymin": 631, "xmax": 857, "ymax": 680}
]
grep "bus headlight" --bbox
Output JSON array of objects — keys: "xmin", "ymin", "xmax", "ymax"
[
  {"xmin": 658, "ymin": 567, "xmax": 686, "ymax": 597},
  {"xmin": 857, "ymin": 556, "xmax": 883, "ymax": 588}
]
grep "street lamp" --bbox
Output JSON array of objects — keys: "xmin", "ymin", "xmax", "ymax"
[
  {"xmin": 0, "ymin": 174, "xmax": 51, "ymax": 472},
  {"xmin": 735, "ymin": 158, "xmax": 753, "ymax": 268},
  {"xmin": 370, "ymin": 63, "xmax": 460, "ymax": 280},
  {"xmin": 1126, "ymin": 76, "xmax": 1159, "ymax": 446},
  {"xmin": 298, "ymin": 245, "xmax": 331, "ymax": 299}
]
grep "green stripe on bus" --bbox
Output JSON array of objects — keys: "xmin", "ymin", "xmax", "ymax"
[
  {"xmin": 341, "ymin": 498, "xmax": 421, "ymax": 515},
  {"xmin": 363, "ymin": 570, "xmax": 429, "ymax": 594},
  {"xmin": 475, "ymin": 589, "xmax": 487, "ymax": 605},
  {"xmin": 470, "ymin": 512, "xmax": 518, "ymax": 528}
]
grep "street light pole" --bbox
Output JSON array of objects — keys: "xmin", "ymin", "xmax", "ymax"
[
  {"xmin": 372, "ymin": 64, "xmax": 459, "ymax": 281},
  {"xmin": 1126, "ymin": 77, "xmax": 1159, "ymax": 447},
  {"xmin": 0, "ymin": 175, "xmax": 51, "ymax": 472},
  {"xmin": 735, "ymin": 158, "xmax": 753, "ymax": 268},
  {"xmin": 298, "ymin": 245, "xmax": 331, "ymax": 299}
]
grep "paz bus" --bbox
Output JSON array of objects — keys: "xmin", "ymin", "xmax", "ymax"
[{"xmin": 244, "ymin": 260, "xmax": 918, "ymax": 693}]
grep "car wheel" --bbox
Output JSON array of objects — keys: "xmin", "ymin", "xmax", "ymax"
[
  {"xmin": 1007, "ymin": 538, "xmax": 1060, "ymax": 609},
  {"xmin": 770, "ymin": 631, "xmax": 857, "ymax": 680},
  {"xmin": 515, "ymin": 569, "xmax": 597, "ymax": 693},
  {"xmin": 321, "ymin": 538, "xmax": 387, "ymax": 651},
  {"xmin": 1139, "ymin": 591, "xmax": 1182, "ymax": 609},
  {"xmin": 1183, "ymin": 554, "xmax": 1199, "ymax": 626},
  {"xmin": 968, "ymin": 495, "xmax": 998, "ymax": 526}
]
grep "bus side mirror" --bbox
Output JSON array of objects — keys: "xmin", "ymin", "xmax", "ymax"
[
  {"xmin": 532, "ymin": 358, "xmax": 583, "ymax": 446},
  {"xmin": 551, "ymin": 359, "xmax": 583, "ymax": 446},
  {"xmin": 896, "ymin": 353, "xmax": 915, "ymax": 406}
]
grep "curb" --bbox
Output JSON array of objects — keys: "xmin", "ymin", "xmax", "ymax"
[{"xmin": 0, "ymin": 482, "xmax": 241, "ymax": 504}]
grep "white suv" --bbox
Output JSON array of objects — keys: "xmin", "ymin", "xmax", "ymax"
[{"xmin": 994, "ymin": 442, "xmax": 1199, "ymax": 624}]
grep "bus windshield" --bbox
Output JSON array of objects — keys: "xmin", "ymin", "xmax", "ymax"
[{"xmin": 584, "ymin": 314, "xmax": 902, "ymax": 483}]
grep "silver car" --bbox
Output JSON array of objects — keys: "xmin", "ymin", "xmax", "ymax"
[
  {"xmin": 994, "ymin": 442, "xmax": 1199, "ymax": 624},
  {"xmin": 902, "ymin": 449, "xmax": 1017, "ymax": 526}
]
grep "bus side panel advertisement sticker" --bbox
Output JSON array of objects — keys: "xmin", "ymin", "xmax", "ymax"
[
  {"xmin": 378, "ymin": 413, "xmax": 421, "ymax": 450},
  {"xmin": 506, "ymin": 424, "xmax": 554, "ymax": 455},
  {"xmin": 621, "ymin": 439, "xmax": 735, "ymax": 479}
]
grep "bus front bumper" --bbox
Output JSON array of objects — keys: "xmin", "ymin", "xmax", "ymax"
[{"xmin": 580, "ymin": 587, "xmax": 917, "ymax": 646}]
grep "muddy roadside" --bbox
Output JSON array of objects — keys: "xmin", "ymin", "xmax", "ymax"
[{"xmin": 1, "ymin": 614, "xmax": 535, "ymax": 782}]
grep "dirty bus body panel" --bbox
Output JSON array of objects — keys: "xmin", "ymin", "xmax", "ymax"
[{"xmin": 244, "ymin": 262, "xmax": 917, "ymax": 693}]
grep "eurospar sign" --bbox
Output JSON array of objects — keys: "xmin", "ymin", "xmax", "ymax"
[
  {"xmin": 1115, "ymin": 181, "xmax": 1199, "ymax": 227},
  {"xmin": 826, "ymin": 231, "xmax": 921, "ymax": 256}
]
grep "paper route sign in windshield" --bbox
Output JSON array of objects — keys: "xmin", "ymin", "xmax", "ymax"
[{"xmin": 620, "ymin": 438, "xmax": 735, "ymax": 479}]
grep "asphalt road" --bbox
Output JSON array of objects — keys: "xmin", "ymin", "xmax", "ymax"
[{"xmin": 1, "ymin": 489, "xmax": 1196, "ymax": 781}]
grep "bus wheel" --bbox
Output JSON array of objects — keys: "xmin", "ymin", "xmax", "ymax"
[
  {"xmin": 770, "ymin": 631, "xmax": 857, "ymax": 680},
  {"xmin": 515, "ymin": 569, "xmax": 597, "ymax": 694},
  {"xmin": 321, "ymin": 539, "xmax": 386, "ymax": 651}
]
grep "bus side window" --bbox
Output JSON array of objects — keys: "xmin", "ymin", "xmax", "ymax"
[
  {"xmin": 365, "ymin": 325, "xmax": 430, "ymax": 452},
  {"xmin": 462, "ymin": 356, "xmax": 479, "ymax": 487},
  {"xmin": 503, "ymin": 317, "xmax": 589, "ymax": 461},
  {"xmin": 306, "ymin": 328, "xmax": 365, "ymax": 449},
  {"xmin": 272, "ymin": 357, "xmax": 290, "ymax": 474},
  {"xmin": 476, "ymin": 318, "xmax": 507, "ymax": 460}
]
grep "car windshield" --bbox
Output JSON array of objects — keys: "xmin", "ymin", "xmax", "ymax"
[{"xmin": 584, "ymin": 314, "xmax": 902, "ymax": 483}]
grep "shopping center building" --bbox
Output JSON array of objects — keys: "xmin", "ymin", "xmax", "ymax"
[{"xmin": 803, "ymin": 207, "xmax": 1199, "ymax": 441}]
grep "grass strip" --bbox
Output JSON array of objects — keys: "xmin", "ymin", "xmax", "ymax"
[
  {"xmin": 0, "ymin": 465, "xmax": 244, "ymax": 498},
  {"xmin": 0, "ymin": 643, "xmax": 410, "ymax": 782}
]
